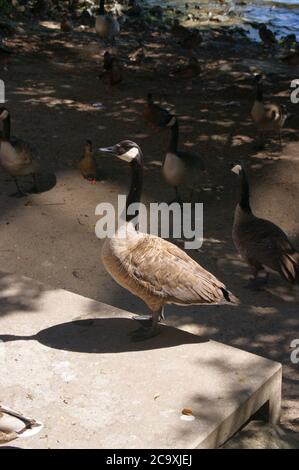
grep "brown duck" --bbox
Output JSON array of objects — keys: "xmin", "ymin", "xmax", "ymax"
[
  {"xmin": 143, "ymin": 93, "xmax": 173, "ymax": 131},
  {"xmin": 79, "ymin": 140, "xmax": 97, "ymax": 183},
  {"xmin": 231, "ymin": 161, "xmax": 299, "ymax": 287}
]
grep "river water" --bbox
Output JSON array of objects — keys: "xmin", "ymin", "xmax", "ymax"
[{"xmin": 146, "ymin": 0, "xmax": 299, "ymax": 41}]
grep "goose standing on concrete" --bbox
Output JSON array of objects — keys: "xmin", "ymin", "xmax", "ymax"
[
  {"xmin": 251, "ymin": 74, "xmax": 287, "ymax": 149},
  {"xmin": 98, "ymin": 140, "xmax": 239, "ymax": 340},
  {"xmin": 0, "ymin": 107, "xmax": 40, "ymax": 197},
  {"xmin": 0, "ymin": 404, "xmax": 43, "ymax": 444},
  {"xmin": 163, "ymin": 115, "xmax": 205, "ymax": 202},
  {"xmin": 231, "ymin": 161, "xmax": 299, "ymax": 287},
  {"xmin": 95, "ymin": 0, "xmax": 120, "ymax": 43}
]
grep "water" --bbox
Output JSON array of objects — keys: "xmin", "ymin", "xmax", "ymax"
[{"xmin": 146, "ymin": 0, "xmax": 299, "ymax": 41}]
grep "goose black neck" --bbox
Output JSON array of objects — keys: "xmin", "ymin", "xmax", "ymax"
[
  {"xmin": 126, "ymin": 152, "xmax": 143, "ymax": 222},
  {"xmin": 2, "ymin": 114, "xmax": 10, "ymax": 140},
  {"xmin": 239, "ymin": 169, "xmax": 251, "ymax": 213},
  {"xmin": 99, "ymin": 0, "xmax": 105, "ymax": 14},
  {"xmin": 256, "ymin": 81, "xmax": 263, "ymax": 102},
  {"xmin": 168, "ymin": 119, "xmax": 179, "ymax": 153}
]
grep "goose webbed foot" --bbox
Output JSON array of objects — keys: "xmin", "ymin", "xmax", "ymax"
[
  {"xmin": 246, "ymin": 273, "xmax": 269, "ymax": 290},
  {"xmin": 130, "ymin": 325, "xmax": 160, "ymax": 342},
  {"xmin": 9, "ymin": 190, "xmax": 26, "ymax": 198},
  {"xmin": 129, "ymin": 314, "xmax": 161, "ymax": 341}
]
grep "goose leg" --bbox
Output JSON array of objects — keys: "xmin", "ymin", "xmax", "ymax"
[
  {"xmin": 247, "ymin": 264, "xmax": 269, "ymax": 289},
  {"xmin": 278, "ymin": 130, "xmax": 282, "ymax": 149},
  {"xmin": 10, "ymin": 177, "xmax": 26, "ymax": 198},
  {"xmin": 30, "ymin": 173, "xmax": 39, "ymax": 193},
  {"xmin": 130, "ymin": 309, "xmax": 163, "ymax": 341},
  {"xmin": 169, "ymin": 186, "xmax": 182, "ymax": 204}
]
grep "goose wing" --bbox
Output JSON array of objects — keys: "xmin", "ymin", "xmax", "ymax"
[
  {"xmin": 11, "ymin": 137, "xmax": 39, "ymax": 164},
  {"xmin": 128, "ymin": 234, "xmax": 238, "ymax": 305},
  {"xmin": 237, "ymin": 216, "xmax": 299, "ymax": 282},
  {"xmin": 178, "ymin": 150, "xmax": 205, "ymax": 171}
]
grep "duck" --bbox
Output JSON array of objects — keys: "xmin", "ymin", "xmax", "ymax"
[
  {"xmin": 250, "ymin": 74, "xmax": 287, "ymax": 149},
  {"xmin": 95, "ymin": 0, "xmax": 120, "ymax": 43},
  {"xmin": 281, "ymin": 46, "xmax": 299, "ymax": 67},
  {"xmin": 60, "ymin": 14, "xmax": 73, "ymax": 33},
  {"xmin": 101, "ymin": 51, "xmax": 123, "ymax": 87},
  {"xmin": 143, "ymin": 93, "xmax": 173, "ymax": 131},
  {"xmin": 0, "ymin": 404, "xmax": 43, "ymax": 444},
  {"xmin": 79, "ymin": 140, "xmax": 97, "ymax": 183},
  {"xmin": 171, "ymin": 56, "xmax": 201, "ymax": 79},
  {"xmin": 258, "ymin": 24, "xmax": 277, "ymax": 47},
  {"xmin": 163, "ymin": 115, "xmax": 205, "ymax": 202},
  {"xmin": 231, "ymin": 161, "xmax": 299, "ymax": 288},
  {"xmin": 0, "ymin": 107, "xmax": 40, "ymax": 197},
  {"xmin": 171, "ymin": 19, "xmax": 202, "ymax": 50},
  {"xmin": 0, "ymin": 37, "xmax": 11, "ymax": 70},
  {"xmin": 98, "ymin": 140, "xmax": 239, "ymax": 340}
]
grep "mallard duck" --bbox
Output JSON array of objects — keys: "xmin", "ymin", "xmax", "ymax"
[
  {"xmin": 0, "ymin": 107, "xmax": 40, "ymax": 197},
  {"xmin": 0, "ymin": 37, "xmax": 11, "ymax": 70},
  {"xmin": 281, "ymin": 46, "xmax": 299, "ymax": 66},
  {"xmin": 171, "ymin": 19, "xmax": 202, "ymax": 50},
  {"xmin": 95, "ymin": 0, "xmax": 120, "ymax": 43},
  {"xmin": 98, "ymin": 140, "xmax": 239, "ymax": 340},
  {"xmin": 143, "ymin": 93, "xmax": 173, "ymax": 131},
  {"xmin": 79, "ymin": 140, "xmax": 97, "ymax": 183},
  {"xmin": 171, "ymin": 56, "xmax": 201, "ymax": 79},
  {"xmin": 231, "ymin": 161, "xmax": 299, "ymax": 288},
  {"xmin": 251, "ymin": 74, "xmax": 287, "ymax": 149},
  {"xmin": 258, "ymin": 24, "xmax": 277, "ymax": 47},
  {"xmin": 61, "ymin": 14, "xmax": 73, "ymax": 33},
  {"xmin": 163, "ymin": 115, "xmax": 205, "ymax": 202},
  {"xmin": 0, "ymin": 404, "xmax": 43, "ymax": 444},
  {"xmin": 100, "ymin": 51, "xmax": 123, "ymax": 87}
]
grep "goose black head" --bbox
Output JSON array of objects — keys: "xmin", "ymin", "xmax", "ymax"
[{"xmin": 99, "ymin": 140, "xmax": 141, "ymax": 163}]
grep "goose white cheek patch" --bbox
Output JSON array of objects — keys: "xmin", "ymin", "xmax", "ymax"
[
  {"xmin": 0, "ymin": 110, "xmax": 9, "ymax": 120},
  {"xmin": 118, "ymin": 147, "xmax": 139, "ymax": 162},
  {"xmin": 231, "ymin": 164, "xmax": 242, "ymax": 175}
]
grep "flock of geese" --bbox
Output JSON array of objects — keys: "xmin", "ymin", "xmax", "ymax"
[{"xmin": 0, "ymin": 0, "xmax": 299, "ymax": 445}]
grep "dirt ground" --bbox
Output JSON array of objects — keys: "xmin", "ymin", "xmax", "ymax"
[{"xmin": 0, "ymin": 17, "xmax": 299, "ymax": 436}]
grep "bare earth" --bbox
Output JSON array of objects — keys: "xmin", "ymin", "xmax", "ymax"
[{"xmin": 0, "ymin": 18, "xmax": 298, "ymax": 438}]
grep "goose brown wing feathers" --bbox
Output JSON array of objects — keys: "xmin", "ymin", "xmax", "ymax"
[{"xmin": 127, "ymin": 235, "xmax": 239, "ymax": 305}]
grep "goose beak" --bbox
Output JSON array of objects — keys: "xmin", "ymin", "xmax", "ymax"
[{"xmin": 98, "ymin": 145, "xmax": 118, "ymax": 155}]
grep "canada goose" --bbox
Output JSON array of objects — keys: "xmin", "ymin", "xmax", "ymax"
[
  {"xmin": 0, "ymin": 107, "xmax": 39, "ymax": 197},
  {"xmin": 231, "ymin": 161, "xmax": 299, "ymax": 287},
  {"xmin": 251, "ymin": 74, "xmax": 287, "ymax": 149},
  {"xmin": 0, "ymin": 404, "xmax": 43, "ymax": 444},
  {"xmin": 143, "ymin": 93, "xmax": 173, "ymax": 131},
  {"xmin": 95, "ymin": 0, "xmax": 120, "ymax": 43},
  {"xmin": 101, "ymin": 51, "xmax": 123, "ymax": 87},
  {"xmin": 79, "ymin": 140, "xmax": 97, "ymax": 183},
  {"xmin": 61, "ymin": 15, "xmax": 73, "ymax": 33},
  {"xmin": 258, "ymin": 24, "xmax": 276, "ymax": 47},
  {"xmin": 163, "ymin": 115, "xmax": 205, "ymax": 202},
  {"xmin": 99, "ymin": 140, "xmax": 239, "ymax": 340}
]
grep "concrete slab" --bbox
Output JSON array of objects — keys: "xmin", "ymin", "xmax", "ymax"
[{"xmin": 0, "ymin": 272, "xmax": 282, "ymax": 449}]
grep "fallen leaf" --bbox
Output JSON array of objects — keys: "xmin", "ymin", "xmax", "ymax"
[{"xmin": 182, "ymin": 408, "xmax": 193, "ymax": 416}]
